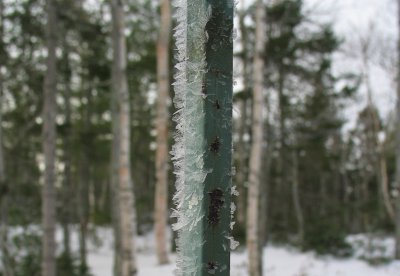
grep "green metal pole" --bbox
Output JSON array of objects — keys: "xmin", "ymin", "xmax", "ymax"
[{"xmin": 172, "ymin": 0, "xmax": 234, "ymax": 275}]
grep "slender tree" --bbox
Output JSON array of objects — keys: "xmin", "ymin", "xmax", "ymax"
[
  {"xmin": 0, "ymin": 0, "xmax": 4, "ymax": 190},
  {"xmin": 291, "ymin": 149, "xmax": 304, "ymax": 245},
  {"xmin": 60, "ymin": 32, "xmax": 72, "ymax": 264},
  {"xmin": 0, "ymin": 1, "xmax": 11, "ymax": 275},
  {"xmin": 110, "ymin": 0, "xmax": 137, "ymax": 275},
  {"xmin": 42, "ymin": 0, "xmax": 57, "ymax": 275},
  {"xmin": 171, "ymin": 0, "xmax": 234, "ymax": 275},
  {"xmin": 154, "ymin": 0, "xmax": 171, "ymax": 265},
  {"xmin": 359, "ymin": 33, "xmax": 394, "ymax": 222},
  {"xmin": 78, "ymin": 80, "xmax": 91, "ymax": 274},
  {"xmin": 0, "ymin": 89, "xmax": 12, "ymax": 276},
  {"xmin": 235, "ymin": 0, "xmax": 250, "ymax": 229},
  {"xmin": 395, "ymin": 0, "xmax": 400, "ymax": 260},
  {"xmin": 246, "ymin": 0, "xmax": 265, "ymax": 275}
]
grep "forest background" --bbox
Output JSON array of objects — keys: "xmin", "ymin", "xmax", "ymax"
[{"xmin": 0, "ymin": 0, "xmax": 400, "ymax": 275}]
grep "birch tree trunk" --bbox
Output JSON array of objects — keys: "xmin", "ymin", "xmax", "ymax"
[
  {"xmin": 236, "ymin": 0, "xmax": 250, "ymax": 228},
  {"xmin": 110, "ymin": 0, "xmax": 137, "ymax": 274},
  {"xmin": 246, "ymin": 0, "xmax": 265, "ymax": 275},
  {"xmin": 154, "ymin": 0, "xmax": 171, "ymax": 265},
  {"xmin": 236, "ymin": 99, "xmax": 248, "ymax": 228},
  {"xmin": 42, "ymin": 0, "xmax": 57, "ymax": 275},
  {"xmin": 395, "ymin": 0, "xmax": 400, "ymax": 260}
]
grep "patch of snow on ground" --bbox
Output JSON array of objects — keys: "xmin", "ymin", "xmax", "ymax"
[{"xmin": 82, "ymin": 229, "xmax": 400, "ymax": 276}]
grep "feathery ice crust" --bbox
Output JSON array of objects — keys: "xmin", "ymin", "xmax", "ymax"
[{"xmin": 171, "ymin": 0, "xmax": 235, "ymax": 275}]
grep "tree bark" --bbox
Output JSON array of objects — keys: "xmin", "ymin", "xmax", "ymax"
[
  {"xmin": 361, "ymin": 37, "xmax": 395, "ymax": 222},
  {"xmin": 395, "ymin": 0, "xmax": 400, "ymax": 260},
  {"xmin": 60, "ymin": 34, "xmax": 72, "ymax": 260},
  {"xmin": 259, "ymin": 119, "xmax": 272, "ymax": 246},
  {"xmin": 291, "ymin": 150, "xmax": 304, "ymax": 245},
  {"xmin": 0, "ymin": 85, "xmax": 13, "ymax": 276},
  {"xmin": 154, "ymin": 0, "xmax": 171, "ymax": 265},
  {"xmin": 111, "ymin": 0, "xmax": 137, "ymax": 275},
  {"xmin": 277, "ymin": 68, "xmax": 289, "ymax": 229},
  {"xmin": 0, "ymin": 0, "xmax": 4, "ymax": 191},
  {"xmin": 42, "ymin": 0, "xmax": 57, "ymax": 275},
  {"xmin": 236, "ymin": 0, "xmax": 249, "ymax": 228},
  {"xmin": 246, "ymin": 0, "xmax": 265, "ymax": 275},
  {"xmin": 0, "ymin": 3, "xmax": 13, "ymax": 274},
  {"xmin": 236, "ymin": 99, "xmax": 248, "ymax": 228},
  {"xmin": 79, "ymin": 82, "xmax": 91, "ymax": 274}
]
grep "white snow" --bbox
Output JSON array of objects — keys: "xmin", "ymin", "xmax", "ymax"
[
  {"xmin": 3, "ymin": 226, "xmax": 400, "ymax": 275},
  {"xmin": 78, "ymin": 228, "xmax": 400, "ymax": 276}
]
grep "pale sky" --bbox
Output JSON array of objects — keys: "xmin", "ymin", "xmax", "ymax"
[{"xmin": 307, "ymin": 0, "xmax": 397, "ymax": 130}]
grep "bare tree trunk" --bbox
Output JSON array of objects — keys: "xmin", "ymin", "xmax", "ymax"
[
  {"xmin": 236, "ymin": 100, "xmax": 248, "ymax": 227},
  {"xmin": 277, "ymin": 68, "xmax": 289, "ymax": 229},
  {"xmin": 0, "ymin": 2, "xmax": 13, "ymax": 275},
  {"xmin": 291, "ymin": 150, "xmax": 304, "ymax": 245},
  {"xmin": 341, "ymin": 144, "xmax": 351, "ymax": 230},
  {"xmin": 378, "ymin": 148, "xmax": 393, "ymax": 218},
  {"xmin": 236, "ymin": 0, "xmax": 249, "ymax": 228},
  {"xmin": 0, "ymin": 0, "xmax": 4, "ymax": 192},
  {"xmin": 260, "ymin": 118, "xmax": 272, "ymax": 245},
  {"xmin": 361, "ymin": 37, "xmax": 395, "ymax": 222},
  {"xmin": 0, "ymin": 93, "xmax": 12, "ymax": 276},
  {"xmin": 319, "ymin": 173, "xmax": 327, "ymax": 217},
  {"xmin": 111, "ymin": 94, "xmax": 121, "ymax": 276},
  {"xmin": 60, "ymin": 34, "xmax": 72, "ymax": 260},
  {"xmin": 78, "ymin": 83, "xmax": 91, "ymax": 274},
  {"xmin": 0, "ymin": 0, "xmax": 11, "ymax": 276},
  {"xmin": 395, "ymin": 0, "xmax": 400, "ymax": 260},
  {"xmin": 111, "ymin": 0, "xmax": 137, "ymax": 274},
  {"xmin": 246, "ymin": 0, "xmax": 265, "ymax": 275},
  {"xmin": 361, "ymin": 171, "xmax": 370, "ymax": 231},
  {"xmin": 42, "ymin": 0, "xmax": 57, "ymax": 275},
  {"xmin": 154, "ymin": 0, "xmax": 171, "ymax": 265},
  {"xmin": 111, "ymin": 63, "xmax": 121, "ymax": 276}
]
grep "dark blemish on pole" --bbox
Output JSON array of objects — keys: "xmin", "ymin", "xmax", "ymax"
[
  {"xmin": 202, "ymin": 79, "xmax": 207, "ymax": 96},
  {"xmin": 207, "ymin": 261, "xmax": 218, "ymax": 274},
  {"xmin": 209, "ymin": 136, "xmax": 221, "ymax": 154},
  {"xmin": 208, "ymin": 188, "xmax": 224, "ymax": 225},
  {"xmin": 214, "ymin": 100, "xmax": 221, "ymax": 110}
]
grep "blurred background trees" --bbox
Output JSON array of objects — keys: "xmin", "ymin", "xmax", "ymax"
[{"xmin": 0, "ymin": 0, "xmax": 399, "ymax": 275}]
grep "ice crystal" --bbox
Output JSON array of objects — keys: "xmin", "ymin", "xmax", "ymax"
[
  {"xmin": 231, "ymin": 185, "xmax": 239, "ymax": 196},
  {"xmin": 226, "ymin": 235, "xmax": 240, "ymax": 251},
  {"xmin": 171, "ymin": 0, "xmax": 211, "ymax": 275}
]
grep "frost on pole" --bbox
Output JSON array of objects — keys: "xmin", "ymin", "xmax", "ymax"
[{"xmin": 171, "ymin": 0, "xmax": 235, "ymax": 275}]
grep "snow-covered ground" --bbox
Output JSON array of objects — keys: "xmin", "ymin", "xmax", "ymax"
[
  {"xmin": 3, "ymin": 226, "xmax": 399, "ymax": 275},
  {"xmin": 79, "ymin": 228, "xmax": 400, "ymax": 276}
]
